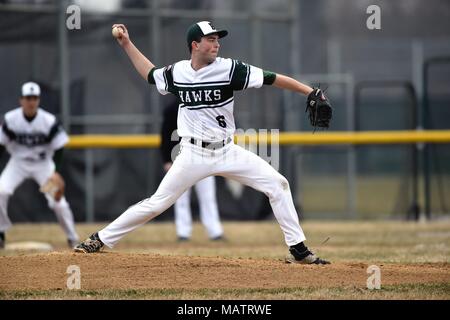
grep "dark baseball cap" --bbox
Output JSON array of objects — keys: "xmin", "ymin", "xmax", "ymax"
[{"xmin": 186, "ymin": 21, "xmax": 228, "ymax": 48}]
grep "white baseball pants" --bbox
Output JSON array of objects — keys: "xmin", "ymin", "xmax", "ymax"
[
  {"xmin": 0, "ymin": 158, "xmax": 79, "ymax": 242},
  {"xmin": 99, "ymin": 139, "xmax": 306, "ymax": 247},
  {"xmin": 175, "ymin": 176, "xmax": 223, "ymax": 239}
]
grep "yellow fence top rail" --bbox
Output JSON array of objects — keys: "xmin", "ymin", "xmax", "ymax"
[{"xmin": 67, "ymin": 130, "xmax": 450, "ymax": 148}]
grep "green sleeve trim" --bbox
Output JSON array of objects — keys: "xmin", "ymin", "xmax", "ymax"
[
  {"xmin": 147, "ymin": 67, "xmax": 157, "ymax": 84},
  {"xmin": 263, "ymin": 70, "xmax": 276, "ymax": 85},
  {"xmin": 230, "ymin": 60, "xmax": 250, "ymax": 91}
]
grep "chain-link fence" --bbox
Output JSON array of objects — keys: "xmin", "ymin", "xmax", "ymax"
[{"xmin": 1, "ymin": 0, "xmax": 449, "ymax": 222}]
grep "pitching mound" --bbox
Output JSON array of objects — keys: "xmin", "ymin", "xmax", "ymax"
[{"xmin": 1, "ymin": 252, "xmax": 449, "ymax": 292}]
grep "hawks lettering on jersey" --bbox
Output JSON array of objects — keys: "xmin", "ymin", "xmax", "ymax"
[
  {"xmin": 178, "ymin": 89, "xmax": 222, "ymax": 105},
  {"xmin": 0, "ymin": 108, "xmax": 69, "ymax": 161},
  {"xmin": 148, "ymin": 58, "xmax": 264, "ymax": 142}
]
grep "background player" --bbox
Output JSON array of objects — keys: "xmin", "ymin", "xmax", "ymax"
[
  {"xmin": 0, "ymin": 82, "xmax": 79, "ymax": 249},
  {"xmin": 161, "ymin": 97, "xmax": 225, "ymax": 241},
  {"xmin": 75, "ymin": 21, "xmax": 330, "ymax": 264}
]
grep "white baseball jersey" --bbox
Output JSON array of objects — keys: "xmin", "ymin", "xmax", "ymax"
[
  {"xmin": 148, "ymin": 57, "xmax": 264, "ymax": 142},
  {"xmin": 0, "ymin": 107, "xmax": 69, "ymax": 161}
]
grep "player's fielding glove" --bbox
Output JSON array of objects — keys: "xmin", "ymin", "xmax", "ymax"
[
  {"xmin": 40, "ymin": 172, "xmax": 65, "ymax": 202},
  {"xmin": 306, "ymin": 88, "xmax": 333, "ymax": 131}
]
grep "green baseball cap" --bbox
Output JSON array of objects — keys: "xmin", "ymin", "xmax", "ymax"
[{"xmin": 186, "ymin": 21, "xmax": 228, "ymax": 49}]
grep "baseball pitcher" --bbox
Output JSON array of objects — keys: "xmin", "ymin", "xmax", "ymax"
[
  {"xmin": 0, "ymin": 82, "xmax": 79, "ymax": 249},
  {"xmin": 75, "ymin": 21, "xmax": 331, "ymax": 264}
]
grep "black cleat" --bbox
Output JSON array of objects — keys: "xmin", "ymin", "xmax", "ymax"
[
  {"xmin": 286, "ymin": 246, "xmax": 330, "ymax": 265},
  {"xmin": 0, "ymin": 232, "xmax": 4, "ymax": 249},
  {"xmin": 74, "ymin": 233, "xmax": 104, "ymax": 253},
  {"xmin": 177, "ymin": 236, "xmax": 190, "ymax": 242},
  {"xmin": 210, "ymin": 235, "xmax": 227, "ymax": 242}
]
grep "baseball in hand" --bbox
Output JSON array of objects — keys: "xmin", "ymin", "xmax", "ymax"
[{"xmin": 112, "ymin": 26, "xmax": 123, "ymax": 38}]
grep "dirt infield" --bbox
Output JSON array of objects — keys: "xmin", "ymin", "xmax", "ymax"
[
  {"xmin": 1, "ymin": 221, "xmax": 449, "ymax": 299},
  {"xmin": 1, "ymin": 252, "xmax": 449, "ymax": 291}
]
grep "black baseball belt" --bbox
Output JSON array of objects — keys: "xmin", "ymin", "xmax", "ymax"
[{"xmin": 189, "ymin": 137, "xmax": 232, "ymax": 149}]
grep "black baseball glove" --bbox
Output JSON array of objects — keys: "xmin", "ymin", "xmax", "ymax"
[{"xmin": 305, "ymin": 88, "xmax": 332, "ymax": 131}]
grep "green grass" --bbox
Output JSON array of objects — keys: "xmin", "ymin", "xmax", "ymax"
[{"xmin": 1, "ymin": 283, "xmax": 449, "ymax": 300}]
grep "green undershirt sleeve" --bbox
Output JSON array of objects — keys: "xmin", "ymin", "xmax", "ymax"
[
  {"xmin": 263, "ymin": 70, "xmax": 277, "ymax": 85},
  {"xmin": 147, "ymin": 67, "xmax": 157, "ymax": 84}
]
